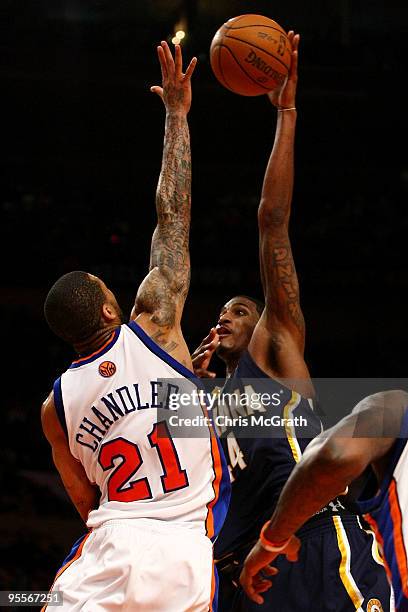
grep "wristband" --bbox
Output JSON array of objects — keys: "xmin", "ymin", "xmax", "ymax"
[
  {"xmin": 277, "ymin": 107, "xmax": 297, "ymax": 112},
  {"xmin": 259, "ymin": 521, "xmax": 291, "ymax": 552}
]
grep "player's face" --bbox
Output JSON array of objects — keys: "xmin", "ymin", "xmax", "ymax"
[{"xmin": 216, "ymin": 297, "xmax": 260, "ymax": 361}]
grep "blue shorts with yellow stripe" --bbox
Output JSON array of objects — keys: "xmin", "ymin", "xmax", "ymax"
[{"xmin": 219, "ymin": 514, "xmax": 393, "ymax": 612}]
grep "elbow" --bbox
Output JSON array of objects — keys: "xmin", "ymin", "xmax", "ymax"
[
  {"xmin": 258, "ymin": 201, "xmax": 289, "ymax": 230},
  {"xmin": 316, "ymin": 438, "xmax": 368, "ymax": 483}
]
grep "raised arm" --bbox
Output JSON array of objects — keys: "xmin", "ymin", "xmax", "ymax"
[
  {"xmin": 131, "ymin": 42, "xmax": 197, "ymax": 361},
  {"xmin": 248, "ymin": 34, "xmax": 308, "ymax": 379},
  {"xmin": 239, "ymin": 389, "xmax": 408, "ymax": 603}
]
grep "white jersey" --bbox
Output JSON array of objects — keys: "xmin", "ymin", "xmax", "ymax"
[
  {"xmin": 54, "ymin": 321, "xmax": 230, "ymax": 537},
  {"xmin": 357, "ymin": 409, "xmax": 408, "ymax": 610}
]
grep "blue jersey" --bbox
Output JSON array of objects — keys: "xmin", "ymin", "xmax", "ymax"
[
  {"xmin": 357, "ymin": 410, "xmax": 408, "ymax": 611},
  {"xmin": 213, "ymin": 350, "xmax": 351, "ymax": 559}
]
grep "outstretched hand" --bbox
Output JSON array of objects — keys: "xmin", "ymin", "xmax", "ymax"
[
  {"xmin": 268, "ymin": 31, "xmax": 299, "ymax": 109},
  {"xmin": 151, "ymin": 41, "xmax": 197, "ymax": 115},
  {"xmin": 191, "ymin": 328, "xmax": 219, "ymax": 378},
  {"xmin": 239, "ymin": 536, "xmax": 300, "ymax": 604}
]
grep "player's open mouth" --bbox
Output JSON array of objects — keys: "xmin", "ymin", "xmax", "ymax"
[{"xmin": 216, "ymin": 325, "xmax": 232, "ymax": 338}]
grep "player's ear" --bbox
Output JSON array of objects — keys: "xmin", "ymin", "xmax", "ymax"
[{"xmin": 102, "ymin": 302, "xmax": 117, "ymax": 322}]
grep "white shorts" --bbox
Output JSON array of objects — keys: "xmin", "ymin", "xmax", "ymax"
[{"xmin": 45, "ymin": 519, "xmax": 215, "ymax": 611}]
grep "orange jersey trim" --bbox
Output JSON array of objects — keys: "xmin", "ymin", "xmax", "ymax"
[
  {"xmin": 71, "ymin": 331, "xmax": 116, "ymax": 365},
  {"xmin": 389, "ymin": 479, "xmax": 408, "ymax": 597},
  {"xmin": 41, "ymin": 531, "xmax": 93, "ymax": 611},
  {"xmin": 205, "ymin": 430, "xmax": 223, "ymax": 540}
]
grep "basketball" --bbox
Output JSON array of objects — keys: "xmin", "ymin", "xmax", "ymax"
[{"xmin": 210, "ymin": 14, "xmax": 292, "ymax": 96}]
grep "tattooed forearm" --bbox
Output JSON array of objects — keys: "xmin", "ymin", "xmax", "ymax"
[
  {"xmin": 271, "ymin": 240, "xmax": 305, "ymax": 335},
  {"xmin": 151, "ymin": 113, "xmax": 191, "ymax": 291},
  {"xmin": 156, "ymin": 113, "xmax": 191, "ymax": 218},
  {"xmin": 136, "ymin": 113, "xmax": 192, "ymax": 326}
]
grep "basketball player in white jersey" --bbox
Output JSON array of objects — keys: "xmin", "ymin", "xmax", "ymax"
[
  {"xmin": 240, "ymin": 389, "xmax": 408, "ymax": 610},
  {"xmin": 41, "ymin": 41, "xmax": 230, "ymax": 612}
]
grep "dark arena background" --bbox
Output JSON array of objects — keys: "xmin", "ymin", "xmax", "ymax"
[{"xmin": 1, "ymin": 0, "xmax": 407, "ymax": 598}]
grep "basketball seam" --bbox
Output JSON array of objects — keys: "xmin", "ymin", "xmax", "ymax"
[
  {"xmin": 216, "ymin": 43, "xmax": 234, "ymax": 93},
  {"xmin": 216, "ymin": 43, "xmax": 273, "ymax": 94},
  {"xmin": 223, "ymin": 34, "xmax": 290, "ymax": 72},
  {"xmin": 222, "ymin": 14, "xmax": 253, "ymax": 28},
  {"xmin": 224, "ymin": 24, "xmax": 286, "ymax": 35},
  {"xmin": 221, "ymin": 14, "xmax": 286, "ymax": 33}
]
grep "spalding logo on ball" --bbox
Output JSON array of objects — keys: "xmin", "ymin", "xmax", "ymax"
[{"xmin": 210, "ymin": 14, "xmax": 292, "ymax": 96}]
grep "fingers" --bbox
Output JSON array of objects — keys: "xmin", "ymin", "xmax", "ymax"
[
  {"xmin": 156, "ymin": 45, "xmax": 167, "ymax": 81},
  {"xmin": 246, "ymin": 583, "xmax": 265, "ymax": 605},
  {"xmin": 160, "ymin": 40, "xmax": 175, "ymax": 76},
  {"xmin": 285, "ymin": 536, "xmax": 301, "ymax": 562},
  {"xmin": 158, "ymin": 40, "xmax": 197, "ymax": 79},
  {"xmin": 286, "ymin": 543, "xmax": 300, "ymax": 562},
  {"xmin": 261, "ymin": 565, "xmax": 279, "ymax": 577},
  {"xmin": 240, "ymin": 571, "xmax": 264, "ymax": 605},
  {"xmin": 201, "ymin": 337, "xmax": 220, "ymax": 353},
  {"xmin": 201, "ymin": 327, "xmax": 218, "ymax": 344},
  {"xmin": 286, "ymin": 549, "xmax": 299, "ymax": 562},
  {"xmin": 171, "ymin": 41, "xmax": 197, "ymax": 81},
  {"xmin": 150, "ymin": 86, "xmax": 164, "ymax": 99},
  {"xmin": 267, "ymin": 88, "xmax": 280, "ymax": 106},
  {"xmin": 286, "ymin": 30, "xmax": 299, "ymax": 50},
  {"xmin": 194, "ymin": 368, "xmax": 216, "ymax": 379},
  {"xmin": 155, "ymin": 39, "xmax": 197, "ymax": 89},
  {"xmin": 240, "ymin": 566, "xmax": 275, "ymax": 605},
  {"xmin": 192, "ymin": 343, "xmax": 217, "ymax": 376},
  {"xmin": 289, "ymin": 33, "xmax": 299, "ymax": 79},
  {"xmin": 193, "ymin": 328, "xmax": 220, "ymax": 354},
  {"xmin": 183, "ymin": 56, "xmax": 198, "ymax": 81},
  {"xmin": 194, "ymin": 348, "xmax": 216, "ymax": 363},
  {"xmin": 253, "ymin": 579, "xmax": 272, "ymax": 594},
  {"xmin": 174, "ymin": 43, "xmax": 182, "ymax": 75},
  {"xmin": 191, "ymin": 328, "xmax": 219, "ymax": 376}
]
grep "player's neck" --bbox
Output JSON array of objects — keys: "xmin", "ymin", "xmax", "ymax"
[
  {"xmin": 225, "ymin": 356, "xmax": 240, "ymax": 377},
  {"xmin": 74, "ymin": 325, "xmax": 120, "ymax": 357}
]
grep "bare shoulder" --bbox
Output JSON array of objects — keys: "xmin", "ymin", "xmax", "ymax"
[
  {"xmin": 352, "ymin": 390, "xmax": 408, "ymax": 437},
  {"xmin": 352, "ymin": 390, "xmax": 408, "ymax": 415},
  {"xmin": 248, "ymin": 317, "xmax": 312, "ymax": 393},
  {"xmin": 41, "ymin": 391, "xmax": 65, "ymax": 443}
]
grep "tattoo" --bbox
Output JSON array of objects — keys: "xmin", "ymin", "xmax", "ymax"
[
  {"xmin": 151, "ymin": 330, "xmax": 178, "ymax": 354},
  {"xmin": 267, "ymin": 333, "xmax": 284, "ymax": 365},
  {"xmin": 272, "ymin": 241, "xmax": 305, "ymax": 334},
  {"xmin": 136, "ymin": 113, "xmax": 191, "ymax": 326}
]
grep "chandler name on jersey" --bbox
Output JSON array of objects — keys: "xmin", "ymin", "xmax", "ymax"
[{"xmin": 53, "ymin": 321, "xmax": 230, "ymax": 537}]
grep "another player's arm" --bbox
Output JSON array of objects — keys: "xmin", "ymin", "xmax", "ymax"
[
  {"xmin": 266, "ymin": 390, "xmax": 407, "ymax": 538},
  {"xmin": 131, "ymin": 42, "xmax": 197, "ymax": 364},
  {"xmin": 248, "ymin": 34, "xmax": 307, "ymax": 377},
  {"xmin": 239, "ymin": 390, "xmax": 407, "ymax": 603},
  {"xmin": 41, "ymin": 393, "xmax": 99, "ymax": 523}
]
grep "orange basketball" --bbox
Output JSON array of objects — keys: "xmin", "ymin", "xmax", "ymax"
[{"xmin": 210, "ymin": 14, "xmax": 292, "ymax": 96}]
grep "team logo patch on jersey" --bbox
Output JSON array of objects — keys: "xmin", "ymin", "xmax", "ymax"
[
  {"xmin": 367, "ymin": 599, "xmax": 383, "ymax": 612},
  {"xmin": 98, "ymin": 361, "xmax": 116, "ymax": 378}
]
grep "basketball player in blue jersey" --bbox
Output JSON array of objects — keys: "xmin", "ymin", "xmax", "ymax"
[
  {"xmin": 193, "ymin": 32, "xmax": 391, "ymax": 611},
  {"xmin": 41, "ymin": 41, "xmax": 230, "ymax": 611},
  {"xmin": 240, "ymin": 389, "xmax": 408, "ymax": 611}
]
